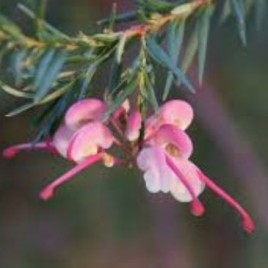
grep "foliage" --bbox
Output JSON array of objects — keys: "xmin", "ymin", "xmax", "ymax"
[{"xmin": 0, "ymin": 0, "xmax": 266, "ymax": 140}]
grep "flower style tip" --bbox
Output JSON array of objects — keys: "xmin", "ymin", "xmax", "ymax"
[
  {"xmin": 40, "ymin": 153, "xmax": 103, "ymax": 200},
  {"xmin": 3, "ymin": 142, "xmax": 52, "ymax": 159},
  {"xmin": 191, "ymin": 200, "xmax": 205, "ymax": 217},
  {"xmin": 197, "ymin": 169, "xmax": 255, "ymax": 233},
  {"xmin": 40, "ymin": 187, "xmax": 54, "ymax": 201},
  {"xmin": 242, "ymin": 217, "xmax": 255, "ymax": 234},
  {"xmin": 3, "ymin": 147, "xmax": 19, "ymax": 158}
]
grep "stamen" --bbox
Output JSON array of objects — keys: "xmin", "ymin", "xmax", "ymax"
[
  {"xmin": 197, "ymin": 170, "xmax": 255, "ymax": 233},
  {"xmin": 3, "ymin": 142, "xmax": 52, "ymax": 158},
  {"xmin": 40, "ymin": 153, "xmax": 103, "ymax": 201},
  {"xmin": 166, "ymin": 156, "xmax": 205, "ymax": 216}
]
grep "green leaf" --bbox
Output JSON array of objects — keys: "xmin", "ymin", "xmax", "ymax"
[
  {"xmin": 39, "ymin": 82, "xmax": 73, "ymax": 104},
  {"xmin": 107, "ymin": 3, "xmax": 117, "ymax": 31},
  {"xmin": 229, "ymin": 0, "xmax": 247, "ymax": 45},
  {"xmin": 108, "ymin": 58, "xmax": 122, "ymax": 94},
  {"xmin": 143, "ymin": 70, "xmax": 158, "ymax": 111},
  {"xmin": 0, "ymin": 15, "xmax": 22, "ymax": 37},
  {"xmin": 0, "ymin": 81, "xmax": 33, "ymax": 98},
  {"xmin": 6, "ymin": 102, "xmax": 35, "ymax": 117},
  {"xmin": 116, "ymin": 35, "xmax": 127, "ymax": 63},
  {"xmin": 78, "ymin": 47, "xmax": 116, "ymax": 99},
  {"xmin": 98, "ymin": 11, "xmax": 137, "ymax": 26},
  {"xmin": 146, "ymin": 36, "xmax": 195, "ymax": 93},
  {"xmin": 163, "ymin": 19, "xmax": 185, "ymax": 100},
  {"xmin": 104, "ymin": 78, "xmax": 137, "ymax": 121},
  {"xmin": 34, "ymin": 90, "xmax": 73, "ymax": 141},
  {"xmin": 220, "ymin": 0, "xmax": 231, "ymax": 23},
  {"xmin": 18, "ymin": 4, "xmax": 70, "ymax": 40},
  {"xmin": 78, "ymin": 64, "xmax": 97, "ymax": 99},
  {"xmin": 34, "ymin": 50, "xmax": 67, "ymax": 102},
  {"xmin": 197, "ymin": 6, "xmax": 213, "ymax": 84},
  {"xmin": 11, "ymin": 49, "xmax": 28, "ymax": 86},
  {"xmin": 182, "ymin": 27, "xmax": 198, "ymax": 72},
  {"xmin": 35, "ymin": 0, "xmax": 48, "ymax": 38},
  {"xmin": 33, "ymin": 49, "xmax": 56, "ymax": 90}
]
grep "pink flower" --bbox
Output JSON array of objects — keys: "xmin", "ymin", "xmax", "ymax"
[
  {"xmin": 67, "ymin": 122, "xmax": 114, "ymax": 163},
  {"xmin": 3, "ymin": 98, "xmax": 116, "ymax": 200},
  {"xmin": 53, "ymin": 98, "xmax": 107, "ymax": 158},
  {"xmin": 137, "ymin": 124, "xmax": 205, "ymax": 216},
  {"xmin": 3, "ymin": 97, "xmax": 255, "ymax": 233},
  {"xmin": 40, "ymin": 99, "xmax": 117, "ymax": 200},
  {"xmin": 137, "ymin": 102, "xmax": 255, "ymax": 233}
]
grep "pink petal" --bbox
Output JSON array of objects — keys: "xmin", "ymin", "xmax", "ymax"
[
  {"xmin": 147, "ymin": 124, "xmax": 193, "ymax": 160},
  {"xmin": 166, "ymin": 157, "xmax": 205, "ymax": 205},
  {"xmin": 53, "ymin": 124, "xmax": 74, "ymax": 158},
  {"xmin": 40, "ymin": 153, "xmax": 103, "ymax": 200},
  {"xmin": 64, "ymin": 98, "xmax": 106, "ymax": 130},
  {"xmin": 125, "ymin": 110, "xmax": 142, "ymax": 141},
  {"xmin": 137, "ymin": 147, "xmax": 204, "ymax": 216},
  {"xmin": 137, "ymin": 146, "xmax": 174, "ymax": 193},
  {"xmin": 145, "ymin": 100, "xmax": 194, "ymax": 136},
  {"xmin": 67, "ymin": 122, "xmax": 114, "ymax": 162}
]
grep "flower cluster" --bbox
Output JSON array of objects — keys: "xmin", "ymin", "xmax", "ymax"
[{"xmin": 3, "ymin": 98, "xmax": 255, "ymax": 233}]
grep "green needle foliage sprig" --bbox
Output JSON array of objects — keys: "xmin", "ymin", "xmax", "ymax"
[{"xmin": 0, "ymin": 0, "xmax": 266, "ymax": 140}]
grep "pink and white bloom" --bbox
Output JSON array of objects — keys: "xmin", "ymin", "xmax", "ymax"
[
  {"xmin": 136, "ymin": 101, "xmax": 255, "ymax": 233},
  {"xmin": 3, "ymin": 97, "xmax": 255, "ymax": 233},
  {"xmin": 137, "ymin": 124, "xmax": 205, "ymax": 216},
  {"xmin": 53, "ymin": 98, "xmax": 107, "ymax": 158},
  {"xmin": 3, "ymin": 98, "xmax": 116, "ymax": 200}
]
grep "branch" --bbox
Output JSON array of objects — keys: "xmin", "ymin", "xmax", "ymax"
[{"xmin": 0, "ymin": 0, "xmax": 265, "ymax": 139}]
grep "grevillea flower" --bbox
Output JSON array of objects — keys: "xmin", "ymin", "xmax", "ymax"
[
  {"xmin": 137, "ymin": 124, "xmax": 205, "ymax": 216},
  {"xmin": 3, "ymin": 98, "xmax": 255, "ymax": 233},
  {"xmin": 3, "ymin": 98, "xmax": 116, "ymax": 200},
  {"xmin": 135, "ymin": 101, "xmax": 255, "ymax": 233}
]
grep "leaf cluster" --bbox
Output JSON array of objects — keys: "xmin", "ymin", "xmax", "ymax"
[{"xmin": 0, "ymin": 0, "xmax": 266, "ymax": 141}]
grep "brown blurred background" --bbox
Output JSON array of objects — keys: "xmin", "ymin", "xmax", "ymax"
[{"xmin": 0, "ymin": 1, "xmax": 268, "ymax": 267}]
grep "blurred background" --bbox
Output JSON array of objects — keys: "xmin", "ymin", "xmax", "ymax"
[{"xmin": 0, "ymin": 1, "xmax": 268, "ymax": 267}]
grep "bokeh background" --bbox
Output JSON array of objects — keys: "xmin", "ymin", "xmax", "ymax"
[{"xmin": 0, "ymin": 1, "xmax": 268, "ymax": 267}]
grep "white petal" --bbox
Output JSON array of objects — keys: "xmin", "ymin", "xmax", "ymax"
[
  {"xmin": 137, "ymin": 147, "xmax": 175, "ymax": 194},
  {"xmin": 170, "ymin": 160, "xmax": 205, "ymax": 202},
  {"xmin": 144, "ymin": 170, "xmax": 161, "ymax": 193}
]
